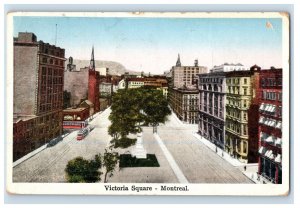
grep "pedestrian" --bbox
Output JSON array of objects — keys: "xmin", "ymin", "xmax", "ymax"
[{"xmin": 244, "ymin": 166, "xmax": 247, "ymax": 171}]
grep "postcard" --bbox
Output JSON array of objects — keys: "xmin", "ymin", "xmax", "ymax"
[{"xmin": 6, "ymin": 12, "xmax": 289, "ymax": 195}]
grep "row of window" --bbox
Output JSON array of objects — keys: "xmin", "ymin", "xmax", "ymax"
[
  {"xmin": 225, "ymin": 136, "xmax": 248, "ymax": 154},
  {"xmin": 259, "ymin": 103, "xmax": 282, "ymax": 117},
  {"xmin": 226, "ymin": 77, "xmax": 249, "ymax": 85},
  {"xmin": 40, "ymin": 46, "xmax": 64, "ymax": 57},
  {"xmin": 259, "ymin": 116, "xmax": 282, "ymax": 129},
  {"xmin": 226, "ymin": 98, "xmax": 249, "ymax": 108},
  {"xmin": 199, "ymin": 77, "xmax": 223, "ymax": 84},
  {"xmin": 41, "ymin": 67, "xmax": 63, "ymax": 76},
  {"xmin": 227, "ymin": 86, "xmax": 249, "ymax": 95},
  {"xmin": 261, "ymin": 91, "xmax": 282, "ymax": 101},
  {"xmin": 41, "ymin": 57, "xmax": 64, "ymax": 66},
  {"xmin": 260, "ymin": 78, "xmax": 282, "ymax": 87},
  {"xmin": 226, "ymin": 121, "xmax": 248, "ymax": 136}
]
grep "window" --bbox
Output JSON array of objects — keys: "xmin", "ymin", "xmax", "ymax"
[
  {"xmin": 278, "ymin": 78, "xmax": 282, "ymax": 86},
  {"xmin": 244, "ymin": 78, "xmax": 247, "ymax": 84},
  {"xmin": 261, "ymin": 78, "xmax": 265, "ymax": 87},
  {"xmin": 278, "ymin": 92, "xmax": 282, "ymax": 101},
  {"xmin": 244, "ymin": 88, "xmax": 247, "ymax": 95},
  {"xmin": 42, "ymin": 58, "xmax": 47, "ymax": 63},
  {"xmin": 278, "ymin": 106, "xmax": 282, "ymax": 117},
  {"xmin": 243, "ymin": 141, "xmax": 247, "ymax": 153}
]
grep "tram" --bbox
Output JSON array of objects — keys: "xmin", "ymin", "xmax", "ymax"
[{"xmin": 76, "ymin": 127, "xmax": 90, "ymax": 140}]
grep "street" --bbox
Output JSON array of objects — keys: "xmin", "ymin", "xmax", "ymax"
[{"xmin": 13, "ymin": 108, "xmax": 252, "ymax": 183}]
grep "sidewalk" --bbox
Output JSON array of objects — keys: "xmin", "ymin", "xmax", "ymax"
[{"xmin": 193, "ymin": 132, "xmax": 259, "ymax": 183}]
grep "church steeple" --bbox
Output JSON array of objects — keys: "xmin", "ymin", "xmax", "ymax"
[
  {"xmin": 89, "ymin": 46, "xmax": 95, "ymax": 71},
  {"xmin": 176, "ymin": 53, "xmax": 181, "ymax": 67}
]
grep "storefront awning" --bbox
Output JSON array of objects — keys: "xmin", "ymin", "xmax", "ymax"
[
  {"xmin": 258, "ymin": 146, "xmax": 266, "ymax": 154},
  {"xmin": 259, "ymin": 103, "xmax": 265, "ymax": 111},
  {"xmin": 276, "ymin": 121, "xmax": 282, "ymax": 129},
  {"xmin": 275, "ymin": 154, "xmax": 282, "ymax": 163},
  {"xmin": 275, "ymin": 138, "xmax": 282, "ymax": 146},
  {"xmin": 266, "ymin": 136, "xmax": 274, "ymax": 143}
]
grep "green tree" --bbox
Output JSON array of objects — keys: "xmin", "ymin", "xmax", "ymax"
[
  {"xmin": 65, "ymin": 155, "xmax": 102, "ymax": 183},
  {"xmin": 103, "ymin": 149, "xmax": 119, "ymax": 183},
  {"xmin": 141, "ymin": 87, "xmax": 171, "ymax": 132},
  {"xmin": 108, "ymin": 89, "xmax": 144, "ymax": 140},
  {"xmin": 108, "ymin": 87, "xmax": 171, "ymax": 146}
]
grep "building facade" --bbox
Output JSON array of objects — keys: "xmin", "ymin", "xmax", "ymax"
[
  {"xmin": 168, "ymin": 54, "xmax": 207, "ymax": 124},
  {"xmin": 64, "ymin": 67, "xmax": 89, "ymax": 106},
  {"xmin": 210, "ymin": 63, "xmax": 249, "ymax": 73},
  {"xmin": 169, "ymin": 87, "xmax": 199, "ymax": 124},
  {"xmin": 13, "ymin": 32, "xmax": 66, "ymax": 161},
  {"xmin": 224, "ymin": 69, "xmax": 260, "ymax": 163},
  {"xmin": 197, "ymin": 72, "xmax": 226, "ymax": 149},
  {"xmin": 170, "ymin": 54, "xmax": 208, "ymax": 88},
  {"xmin": 257, "ymin": 68, "xmax": 282, "ymax": 184},
  {"xmin": 63, "ymin": 107, "xmax": 89, "ymax": 130},
  {"xmin": 118, "ymin": 77, "xmax": 168, "ymax": 97}
]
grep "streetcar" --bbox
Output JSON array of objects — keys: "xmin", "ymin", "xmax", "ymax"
[{"xmin": 76, "ymin": 127, "xmax": 90, "ymax": 140}]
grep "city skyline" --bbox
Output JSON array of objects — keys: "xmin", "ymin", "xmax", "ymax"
[{"xmin": 13, "ymin": 16, "xmax": 283, "ymax": 74}]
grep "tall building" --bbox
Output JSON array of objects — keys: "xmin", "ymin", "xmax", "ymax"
[
  {"xmin": 197, "ymin": 72, "xmax": 226, "ymax": 149},
  {"xmin": 224, "ymin": 68, "xmax": 260, "ymax": 163},
  {"xmin": 170, "ymin": 54, "xmax": 207, "ymax": 88},
  {"xmin": 168, "ymin": 55, "xmax": 207, "ymax": 124},
  {"xmin": 257, "ymin": 68, "xmax": 282, "ymax": 184},
  {"xmin": 13, "ymin": 32, "xmax": 66, "ymax": 161}
]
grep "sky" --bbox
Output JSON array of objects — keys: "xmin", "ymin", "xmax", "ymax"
[{"xmin": 13, "ymin": 16, "xmax": 283, "ymax": 74}]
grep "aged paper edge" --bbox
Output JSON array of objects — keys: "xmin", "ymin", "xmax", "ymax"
[{"xmin": 6, "ymin": 11, "xmax": 290, "ymax": 196}]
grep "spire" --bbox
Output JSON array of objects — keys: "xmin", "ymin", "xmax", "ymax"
[
  {"xmin": 176, "ymin": 53, "xmax": 181, "ymax": 67},
  {"xmin": 89, "ymin": 46, "xmax": 95, "ymax": 71}
]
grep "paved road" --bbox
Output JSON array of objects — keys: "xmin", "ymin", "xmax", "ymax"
[
  {"xmin": 13, "ymin": 109, "xmax": 252, "ymax": 184},
  {"xmin": 13, "ymin": 109, "xmax": 112, "ymax": 182}
]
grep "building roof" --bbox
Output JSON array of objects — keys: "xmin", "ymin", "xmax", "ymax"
[
  {"xmin": 63, "ymin": 107, "xmax": 88, "ymax": 113},
  {"xmin": 13, "ymin": 114, "xmax": 37, "ymax": 123},
  {"xmin": 172, "ymin": 87, "xmax": 199, "ymax": 93},
  {"xmin": 80, "ymin": 100, "xmax": 94, "ymax": 107}
]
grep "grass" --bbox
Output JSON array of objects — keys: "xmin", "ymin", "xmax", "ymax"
[{"xmin": 119, "ymin": 154, "xmax": 160, "ymax": 168}]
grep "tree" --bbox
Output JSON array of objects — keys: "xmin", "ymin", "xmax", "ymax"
[
  {"xmin": 140, "ymin": 87, "xmax": 171, "ymax": 132},
  {"xmin": 65, "ymin": 155, "xmax": 102, "ymax": 183},
  {"xmin": 108, "ymin": 89, "xmax": 144, "ymax": 140},
  {"xmin": 108, "ymin": 87, "xmax": 171, "ymax": 147},
  {"xmin": 103, "ymin": 149, "xmax": 119, "ymax": 183}
]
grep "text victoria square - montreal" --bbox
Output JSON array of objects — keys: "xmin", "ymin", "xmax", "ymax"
[{"xmin": 104, "ymin": 185, "xmax": 189, "ymax": 192}]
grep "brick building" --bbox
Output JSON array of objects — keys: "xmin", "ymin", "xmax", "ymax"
[
  {"xmin": 197, "ymin": 72, "xmax": 226, "ymax": 149},
  {"xmin": 257, "ymin": 68, "xmax": 282, "ymax": 184},
  {"xmin": 13, "ymin": 32, "xmax": 66, "ymax": 161}
]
